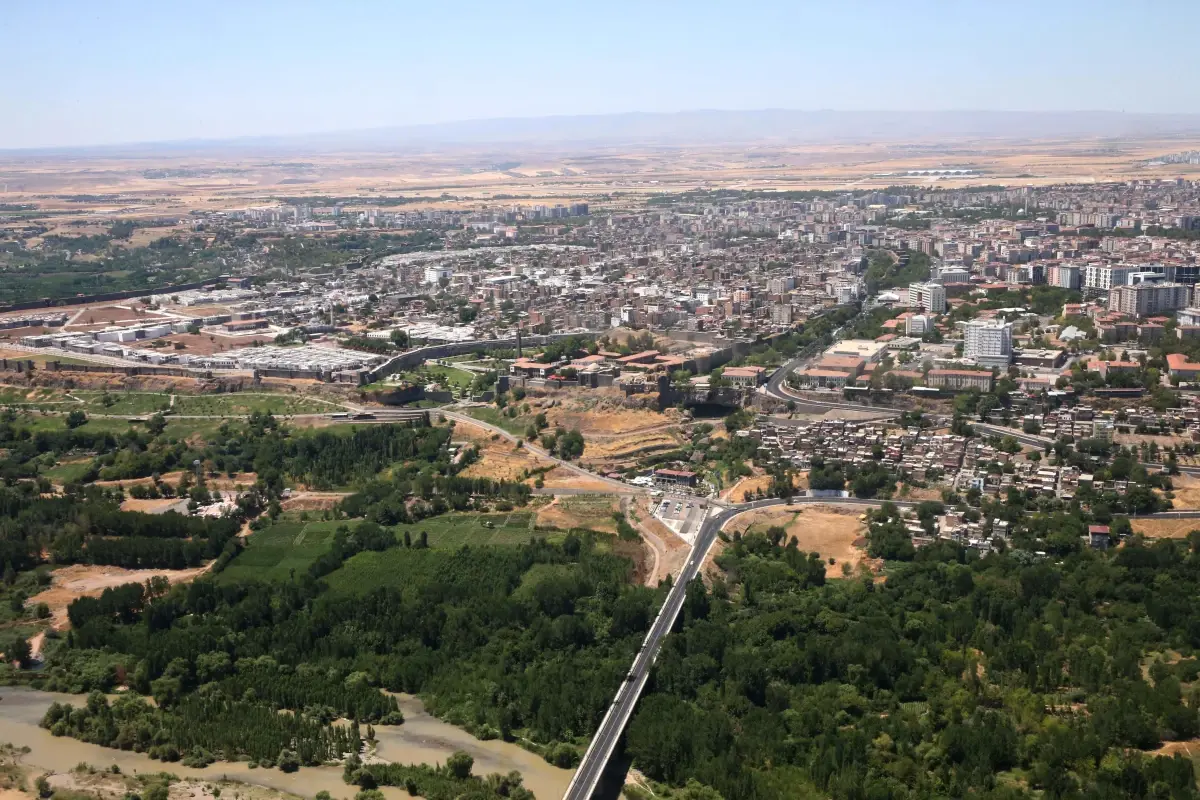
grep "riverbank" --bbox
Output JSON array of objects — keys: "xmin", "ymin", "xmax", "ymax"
[{"xmin": 0, "ymin": 687, "xmax": 572, "ymax": 800}]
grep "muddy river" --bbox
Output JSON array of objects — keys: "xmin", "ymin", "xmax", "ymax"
[{"xmin": 0, "ymin": 687, "xmax": 572, "ymax": 799}]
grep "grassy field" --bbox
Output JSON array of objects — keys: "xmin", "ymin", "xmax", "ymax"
[
  {"xmin": 173, "ymin": 393, "xmax": 342, "ymax": 416},
  {"xmin": 73, "ymin": 390, "xmax": 171, "ymax": 415},
  {"xmin": 416, "ymin": 363, "xmax": 475, "ymax": 390},
  {"xmin": 216, "ymin": 520, "xmax": 342, "ymax": 583},
  {"xmin": 463, "ymin": 405, "xmax": 527, "ymax": 437},
  {"xmin": 0, "ymin": 385, "xmax": 65, "ymax": 405},
  {"xmin": 42, "ymin": 459, "xmax": 95, "ymax": 484},
  {"xmin": 392, "ymin": 511, "xmax": 540, "ymax": 549},
  {"xmin": 6, "ymin": 408, "xmax": 228, "ymax": 442},
  {"xmin": 0, "ymin": 384, "xmax": 344, "ymax": 418}
]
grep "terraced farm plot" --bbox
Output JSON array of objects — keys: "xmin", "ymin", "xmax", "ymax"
[
  {"xmin": 216, "ymin": 521, "xmax": 337, "ymax": 583},
  {"xmin": 173, "ymin": 393, "xmax": 342, "ymax": 416}
]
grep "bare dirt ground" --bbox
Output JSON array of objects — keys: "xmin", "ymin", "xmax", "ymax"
[
  {"xmin": 124, "ymin": 332, "xmax": 276, "ymax": 356},
  {"xmin": 99, "ymin": 471, "xmax": 259, "ymax": 492},
  {"xmin": 0, "ymin": 325, "xmax": 53, "ymax": 339},
  {"xmin": 44, "ymin": 768, "xmax": 302, "ymax": 800},
  {"xmin": 728, "ymin": 504, "xmax": 869, "ymax": 578},
  {"xmin": 120, "ymin": 497, "xmax": 188, "ymax": 513},
  {"xmin": 631, "ymin": 496, "xmax": 688, "ymax": 587},
  {"xmin": 1112, "ymin": 432, "xmax": 1191, "ymax": 450},
  {"xmin": 29, "ymin": 563, "xmax": 212, "ymax": 629},
  {"xmin": 535, "ymin": 495, "xmax": 621, "ymax": 533},
  {"xmin": 1150, "ymin": 739, "xmax": 1200, "ymax": 761},
  {"xmin": 537, "ymin": 466, "xmax": 622, "ymax": 493},
  {"xmin": 1168, "ymin": 474, "xmax": 1200, "ymax": 510},
  {"xmin": 1131, "ymin": 518, "xmax": 1200, "ymax": 539},
  {"xmin": 514, "ymin": 394, "xmax": 685, "ymax": 468},
  {"xmin": 723, "ymin": 473, "xmax": 773, "ymax": 502},
  {"xmin": 723, "ymin": 470, "xmax": 808, "ymax": 502},
  {"xmin": 895, "ymin": 483, "xmax": 945, "ymax": 502},
  {"xmin": 454, "ymin": 418, "xmax": 551, "ymax": 481},
  {"xmin": 7, "ymin": 135, "xmax": 1199, "ymax": 211},
  {"xmin": 63, "ymin": 305, "xmax": 149, "ymax": 326},
  {"xmin": 280, "ymin": 491, "xmax": 349, "ymax": 511}
]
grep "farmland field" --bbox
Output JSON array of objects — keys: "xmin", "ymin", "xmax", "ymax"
[
  {"xmin": 216, "ymin": 520, "xmax": 339, "ymax": 583},
  {"xmin": 42, "ymin": 459, "xmax": 96, "ymax": 484},
  {"xmin": 324, "ymin": 545, "xmax": 527, "ymax": 598},
  {"xmin": 392, "ymin": 511, "xmax": 541, "ymax": 549}
]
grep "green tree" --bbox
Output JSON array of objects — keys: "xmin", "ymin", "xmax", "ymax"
[{"xmin": 446, "ymin": 750, "xmax": 474, "ymax": 780}]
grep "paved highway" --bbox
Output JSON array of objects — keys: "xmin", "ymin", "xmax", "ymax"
[
  {"xmin": 560, "ymin": 491, "xmax": 1200, "ymax": 799},
  {"xmin": 560, "ymin": 502, "xmax": 740, "ymax": 800},
  {"xmin": 561, "ymin": 494, "xmax": 921, "ymax": 800}
]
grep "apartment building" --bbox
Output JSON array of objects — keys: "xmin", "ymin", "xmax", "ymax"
[
  {"xmin": 1108, "ymin": 282, "xmax": 1192, "ymax": 317},
  {"xmin": 963, "ymin": 319, "xmax": 1013, "ymax": 368},
  {"xmin": 927, "ymin": 369, "xmax": 995, "ymax": 392},
  {"xmin": 908, "ymin": 281, "xmax": 947, "ymax": 313},
  {"xmin": 907, "ymin": 314, "xmax": 931, "ymax": 336},
  {"xmin": 1048, "ymin": 264, "xmax": 1081, "ymax": 289},
  {"xmin": 1083, "ymin": 263, "xmax": 1174, "ymax": 293}
]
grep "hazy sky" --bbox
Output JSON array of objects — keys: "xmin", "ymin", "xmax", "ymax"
[{"xmin": 4, "ymin": 0, "xmax": 1199, "ymax": 149}]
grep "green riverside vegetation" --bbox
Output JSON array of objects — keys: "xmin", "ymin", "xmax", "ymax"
[{"xmin": 1, "ymin": 390, "xmax": 1199, "ymax": 799}]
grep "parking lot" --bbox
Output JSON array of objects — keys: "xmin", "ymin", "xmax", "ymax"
[{"xmin": 652, "ymin": 493, "xmax": 708, "ymax": 544}]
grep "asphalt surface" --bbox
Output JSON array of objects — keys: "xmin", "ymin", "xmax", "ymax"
[{"xmin": 560, "ymin": 502, "xmax": 742, "ymax": 800}]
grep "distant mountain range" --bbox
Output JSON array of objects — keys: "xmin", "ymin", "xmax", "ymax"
[{"xmin": 11, "ymin": 109, "xmax": 1200, "ymax": 155}]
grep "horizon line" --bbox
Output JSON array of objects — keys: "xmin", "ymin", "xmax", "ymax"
[{"xmin": 5, "ymin": 106, "xmax": 1200, "ymax": 156}]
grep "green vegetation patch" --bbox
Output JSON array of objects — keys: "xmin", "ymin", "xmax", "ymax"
[
  {"xmin": 216, "ymin": 521, "xmax": 337, "ymax": 583},
  {"xmin": 173, "ymin": 393, "xmax": 340, "ymax": 416},
  {"xmin": 73, "ymin": 390, "xmax": 171, "ymax": 415},
  {"xmin": 388, "ymin": 511, "xmax": 539, "ymax": 550}
]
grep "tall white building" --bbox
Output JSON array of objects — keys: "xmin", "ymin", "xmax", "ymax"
[
  {"xmin": 424, "ymin": 266, "xmax": 454, "ymax": 286},
  {"xmin": 1083, "ymin": 263, "xmax": 1174, "ymax": 293},
  {"xmin": 908, "ymin": 282, "xmax": 947, "ymax": 313},
  {"xmin": 963, "ymin": 320, "xmax": 1013, "ymax": 369},
  {"xmin": 907, "ymin": 314, "xmax": 931, "ymax": 336}
]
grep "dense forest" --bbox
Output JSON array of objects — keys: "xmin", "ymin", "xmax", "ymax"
[
  {"xmin": 36, "ymin": 534, "xmax": 654, "ymax": 779},
  {"xmin": 626, "ymin": 529, "xmax": 1200, "ymax": 800}
]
